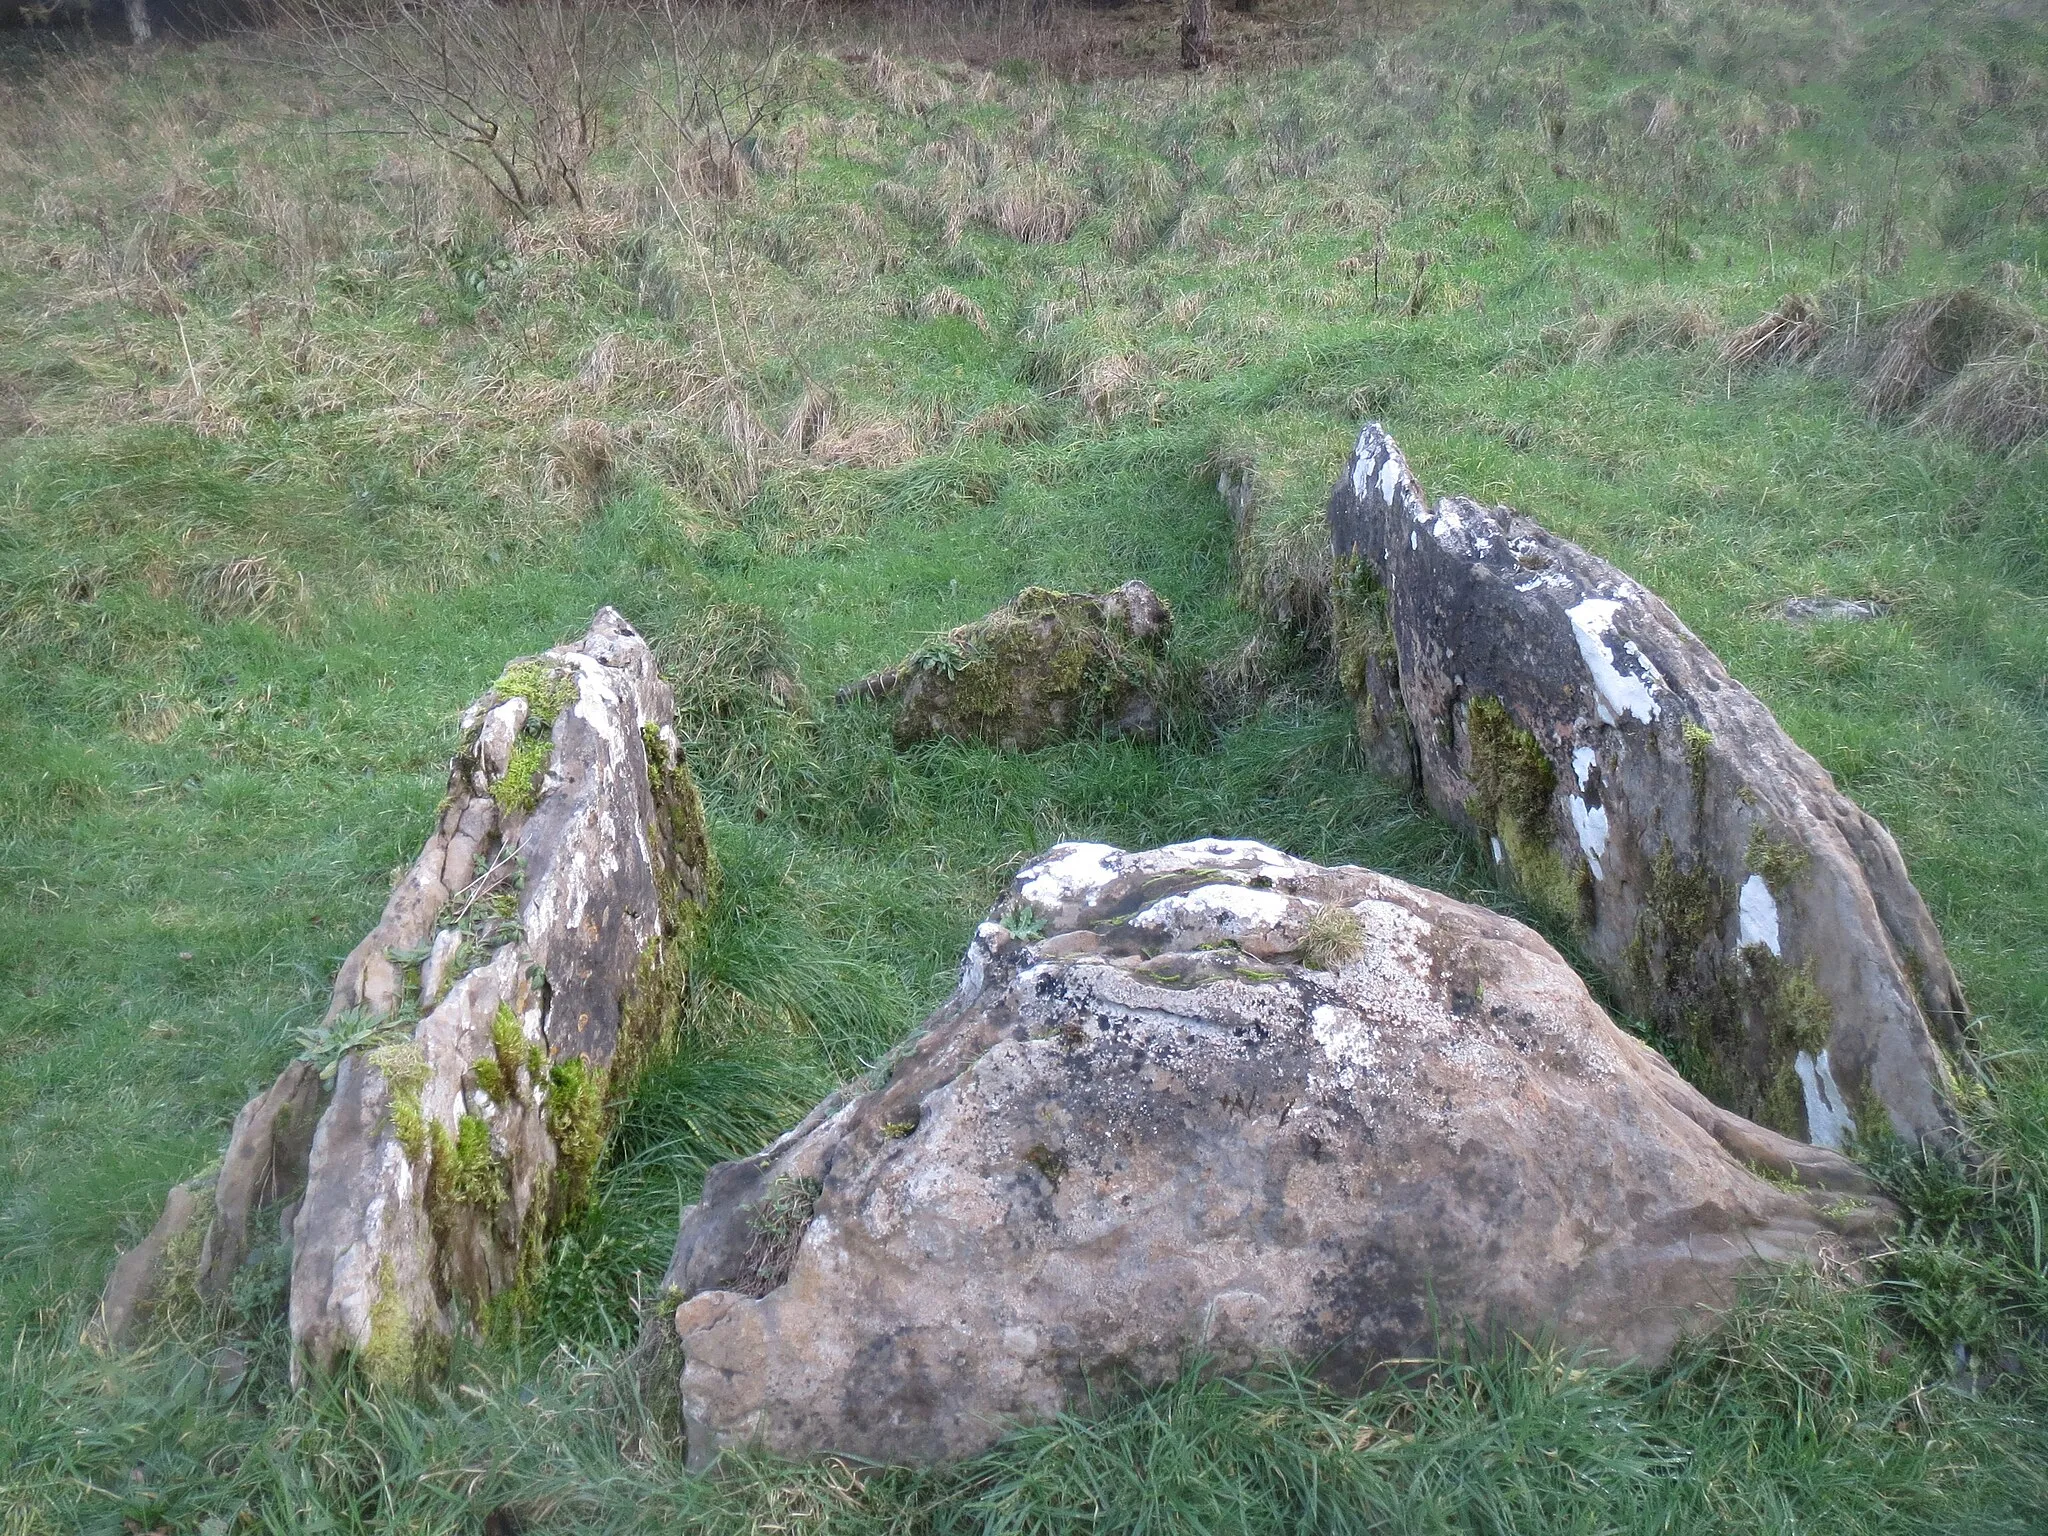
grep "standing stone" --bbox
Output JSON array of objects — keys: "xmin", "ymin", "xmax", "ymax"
[
  {"xmin": 660, "ymin": 839, "xmax": 1890, "ymax": 1469},
  {"xmin": 288, "ymin": 607, "xmax": 712, "ymax": 1380},
  {"xmin": 95, "ymin": 610, "xmax": 713, "ymax": 1377},
  {"xmin": 1325, "ymin": 425, "xmax": 1966, "ymax": 1148}
]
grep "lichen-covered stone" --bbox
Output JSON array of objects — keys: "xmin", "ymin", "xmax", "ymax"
[
  {"xmin": 287, "ymin": 607, "xmax": 712, "ymax": 1381},
  {"xmin": 660, "ymin": 838, "xmax": 1889, "ymax": 1469},
  {"xmin": 97, "ymin": 610, "xmax": 713, "ymax": 1376},
  {"xmin": 1325, "ymin": 424, "xmax": 1966, "ymax": 1148},
  {"xmin": 839, "ymin": 582, "xmax": 1173, "ymax": 751}
]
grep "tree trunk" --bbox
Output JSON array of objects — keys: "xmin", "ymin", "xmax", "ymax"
[
  {"xmin": 125, "ymin": 0, "xmax": 152, "ymax": 44},
  {"xmin": 1179, "ymin": 0, "xmax": 1211, "ymax": 70}
]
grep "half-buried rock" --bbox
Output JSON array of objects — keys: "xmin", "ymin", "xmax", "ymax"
[
  {"xmin": 660, "ymin": 838, "xmax": 1889, "ymax": 1468},
  {"xmin": 838, "ymin": 581, "xmax": 1173, "ymax": 749},
  {"xmin": 1326, "ymin": 425, "xmax": 1967, "ymax": 1149},
  {"xmin": 93, "ymin": 609, "xmax": 713, "ymax": 1381}
]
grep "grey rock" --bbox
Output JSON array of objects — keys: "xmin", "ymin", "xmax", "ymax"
[
  {"xmin": 288, "ymin": 607, "xmax": 712, "ymax": 1381},
  {"xmin": 839, "ymin": 582, "xmax": 1173, "ymax": 751},
  {"xmin": 88, "ymin": 1181, "xmax": 202, "ymax": 1352},
  {"xmin": 1326, "ymin": 424, "xmax": 1966, "ymax": 1148},
  {"xmin": 1779, "ymin": 596, "xmax": 1889, "ymax": 624},
  {"xmin": 98, "ymin": 610, "xmax": 713, "ymax": 1373},
  {"xmin": 196, "ymin": 1058, "xmax": 322, "ymax": 1301},
  {"xmin": 661, "ymin": 839, "xmax": 1890, "ymax": 1468}
]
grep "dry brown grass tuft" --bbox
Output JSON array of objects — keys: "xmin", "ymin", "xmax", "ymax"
[
  {"xmin": 783, "ymin": 382, "xmax": 836, "ymax": 454},
  {"xmin": 982, "ymin": 170, "xmax": 1089, "ymax": 246},
  {"xmin": 1914, "ymin": 345, "xmax": 2048, "ymax": 454},
  {"xmin": 1722, "ymin": 293, "xmax": 1828, "ymax": 369},
  {"xmin": 1559, "ymin": 197, "xmax": 1620, "ymax": 243},
  {"xmin": 961, "ymin": 400, "xmax": 1059, "ymax": 443},
  {"xmin": 913, "ymin": 285, "xmax": 990, "ymax": 332},
  {"xmin": 1855, "ymin": 288, "xmax": 2043, "ymax": 418},
  {"xmin": 1078, "ymin": 352, "xmax": 1146, "ymax": 423},
  {"xmin": 548, "ymin": 418, "xmax": 618, "ymax": 510},
  {"xmin": 1578, "ymin": 296, "xmax": 1720, "ymax": 361},
  {"xmin": 806, "ymin": 418, "xmax": 918, "ymax": 469},
  {"xmin": 861, "ymin": 51, "xmax": 953, "ymax": 116}
]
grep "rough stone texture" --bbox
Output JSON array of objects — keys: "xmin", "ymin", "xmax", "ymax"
[
  {"xmin": 289, "ymin": 607, "xmax": 712, "ymax": 1380},
  {"xmin": 838, "ymin": 582, "xmax": 1174, "ymax": 751},
  {"xmin": 1326, "ymin": 424, "xmax": 1966, "ymax": 1149},
  {"xmin": 660, "ymin": 838, "xmax": 1890, "ymax": 1469},
  {"xmin": 88, "ymin": 1181, "xmax": 203, "ymax": 1352},
  {"xmin": 97, "ymin": 610, "xmax": 712, "ymax": 1376},
  {"xmin": 1779, "ymin": 596, "xmax": 1888, "ymax": 624},
  {"xmin": 197, "ymin": 1058, "xmax": 323, "ymax": 1301}
]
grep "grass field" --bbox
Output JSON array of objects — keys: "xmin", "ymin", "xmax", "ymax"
[{"xmin": 4, "ymin": 0, "xmax": 2048, "ymax": 1529}]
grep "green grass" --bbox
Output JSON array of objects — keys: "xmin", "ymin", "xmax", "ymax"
[{"xmin": 4, "ymin": 0, "xmax": 2048, "ymax": 1528}]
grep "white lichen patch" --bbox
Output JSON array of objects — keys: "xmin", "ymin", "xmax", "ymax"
[
  {"xmin": 1569, "ymin": 795, "xmax": 1610, "ymax": 880},
  {"xmin": 1738, "ymin": 875, "xmax": 1781, "ymax": 956},
  {"xmin": 1311, "ymin": 1002, "xmax": 1379, "ymax": 1089},
  {"xmin": 1794, "ymin": 1048, "xmax": 1852, "ymax": 1149},
  {"xmin": 1016, "ymin": 843, "xmax": 1123, "ymax": 910},
  {"xmin": 1566, "ymin": 597, "xmax": 1663, "ymax": 725},
  {"xmin": 1126, "ymin": 884, "xmax": 1301, "ymax": 947}
]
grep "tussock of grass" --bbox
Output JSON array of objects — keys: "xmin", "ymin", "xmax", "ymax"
[{"xmin": 1723, "ymin": 291, "xmax": 1828, "ymax": 368}]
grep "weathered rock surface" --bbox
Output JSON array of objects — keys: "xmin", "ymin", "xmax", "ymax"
[
  {"xmin": 1326, "ymin": 425, "xmax": 1966, "ymax": 1148},
  {"xmin": 87, "ymin": 1181, "xmax": 204, "ymax": 1351},
  {"xmin": 660, "ymin": 838, "xmax": 1890, "ymax": 1468},
  {"xmin": 99, "ymin": 609, "xmax": 712, "ymax": 1380},
  {"xmin": 838, "ymin": 582, "xmax": 1174, "ymax": 750}
]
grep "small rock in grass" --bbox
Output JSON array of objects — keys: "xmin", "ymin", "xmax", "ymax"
[
  {"xmin": 839, "ymin": 581, "xmax": 1174, "ymax": 751},
  {"xmin": 1778, "ymin": 596, "xmax": 1889, "ymax": 624}
]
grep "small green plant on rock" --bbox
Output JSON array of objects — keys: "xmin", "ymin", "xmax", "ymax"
[
  {"xmin": 493, "ymin": 661, "xmax": 578, "ymax": 724},
  {"xmin": 1299, "ymin": 905, "xmax": 1365, "ymax": 970},
  {"xmin": 741, "ymin": 1175, "xmax": 823, "ymax": 1296},
  {"xmin": 493, "ymin": 736, "xmax": 553, "ymax": 817}
]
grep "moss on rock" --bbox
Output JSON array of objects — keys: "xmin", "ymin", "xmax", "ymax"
[{"xmin": 844, "ymin": 583, "xmax": 1173, "ymax": 752}]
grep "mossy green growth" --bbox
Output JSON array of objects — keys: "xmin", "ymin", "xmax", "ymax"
[
  {"xmin": 432, "ymin": 1113, "xmax": 506, "ymax": 1213},
  {"xmin": 546, "ymin": 1056, "xmax": 608, "ymax": 1214},
  {"xmin": 889, "ymin": 585, "xmax": 1167, "ymax": 750},
  {"xmin": 1466, "ymin": 697, "xmax": 1556, "ymax": 832},
  {"xmin": 1330, "ymin": 555, "xmax": 1397, "ymax": 698},
  {"xmin": 360, "ymin": 1255, "xmax": 417, "ymax": 1389},
  {"xmin": 1683, "ymin": 720, "xmax": 1713, "ymax": 783},
  {"xmin": 1747, "ymin": 825, "xmax": 1813, "ymax": 892},
  {"xmin": 1465, "ymin": 697, "xmax": 1578, "ymax": 928},
  {"xmin": 488, "ymin": 1002, "xmax": 526, "ymax": 1094},
  {"xmin": 492, "ymin": 735, "xmax": 552, "ymax": 817},
  {"xmin": 368, "ymin": 1040, "xmax": 431, "ymax": 1162},
  {"xmin": 493, "ymin": 660, "xmax": 578, "ymax": 725}
]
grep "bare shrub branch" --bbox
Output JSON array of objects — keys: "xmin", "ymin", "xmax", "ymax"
[{"xmin": 289, "ymin": 0, "xmax": 625, "ymax": 217}]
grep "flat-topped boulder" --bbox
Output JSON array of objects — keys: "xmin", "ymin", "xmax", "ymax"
[
  {"xmin": 839, "ymin": 581, "xmax": 1173, "ymax": 750},
  {"xmin": 94, "ymin": 610, "xmax": 713, "ymax": 1381},
  {"xmin": 660, "ymin": 838, "xmax": 1889, "ymax": 1468},
  {"xmin": 1325, "ymin": 425, "xmax": 1967, "ymax": 1147}
]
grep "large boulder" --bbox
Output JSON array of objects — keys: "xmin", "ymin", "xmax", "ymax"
[
  {"xmin": 839, "ymin": 582, "xmax": 1174, "ymax": 750},
  {"xmin": 1325, "ymin": 425, "xmax": 1967, "ymax": 1149},
  {"xmin": 660, "ymin": 838, "xmax": 1889, "ymax": 1469},
  {"xmin": 96, "ymin": 610, "xmax": 713, "ymax": 1381}
]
